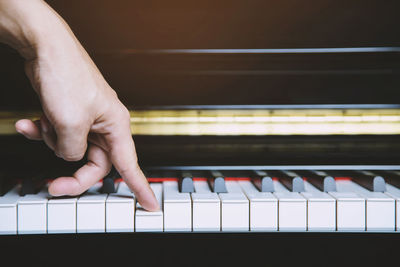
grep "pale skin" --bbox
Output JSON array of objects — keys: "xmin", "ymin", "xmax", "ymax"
[{"xmin": 0, "ymin": 0, "xmax": 159, "ymax": 211}]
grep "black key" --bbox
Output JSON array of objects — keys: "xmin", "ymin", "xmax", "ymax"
[
  {"xmin": 350, "ymin": 171, "xmax": 386, "ymax": 192},
  {"xmin": 208, "ymin": 170, "xmax": 227, "ymax": 193},
  {"xmin": 19, "ymin": 173, "xmax": 46, "ymax": 196},
  {"xmin": 179, "ymin": 171, "xmax": 194, "ymax": 193},
  {"xmin": 0, "ymin": 172, "xmax": 17, "ymax": 196},
  {"xmin": 374, "ymin": 170, "xmax": 400, "ymax": 189},
  {"xmin": 298, "ymin": 170, "xmax": 336, "ymax": 192},
  {"xmin": 101, "ymin": 168, "xmax": 119, "ymax": 194},
  {"xmin": 273, "ymin": 170, "xmax": 305, "ymax": 192},
  {"xmin": 252, "ymin": 170, "xmax": 274, "ymax": 192}
]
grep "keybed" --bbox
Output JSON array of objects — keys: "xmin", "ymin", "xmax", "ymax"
[{"xmin": 1, "ymin": 169, "xmax": 400, "ymax": 234}]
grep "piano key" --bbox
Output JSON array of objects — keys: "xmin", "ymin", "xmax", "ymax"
[
  {"xmin": 330, "ymin": 179, "xmax": 366, "ymax": 231},
  {"xmin": 192, "ymin": 179, "xmax": 220, "ymax": 232},
  {"xmin": 377, "ymin": 170, "xmax": 400, "ymax": 189},
  {"xmin": 273, "ymin": 180, "xmax": 307, "ymax": 231},
  {"xmin": 275, "ymin": 171, "xmax": 305, "ymax": 192},
  {"xmin": 101, "ymin": 169, "xmax": 118, "ymax": 194},
  {"xmin": 340, "ymin": 180, "xmax": 395, "ymax": 231},
  {"xmin": 299, "ymin": 170, "xmax": 336, "ymax": 192},
  {"xmin": 17, "ymin": 186, "xmax": 49, "ymax": 234},
  {"xmin": 163, "ymin": 180, "xmax": 192, "ymax": 232},
  {"xmin": 252, "ymin": 170, "xmax": 274, "ymax": 192},
  {"xmin": 19, "ymin": 172, "xmax": 49, "ymax": 196},
  {"xmin": 384, "ymin": 183, "xmax": 400, "ymax": 231},
  {"xmin": 106, "ymin": 181, "xmax": 135, "ymax": 233},
  {"xmin": 179, "ymin": 171, "xmax": 194, "ymax": 193},
  {"xmin": 0, "ymin": 185, "xmax": 20, "ymax": 235},
  {"xmin": 209, "ymin": 170, "xmax": 227, "ymax": 193},
  {"xmin": 238, "ymin": 180, "xmax": 277, "ymax": 231},
  {"xmin": 219, "ymin": 180, "xmax": 249, "ymax": 231},
  {"xmin": 19, "ymin": 178, "xmax": 36, "ymax": 196},
  {"xmin": 0, "ymin": 172, "xmax": 17, "ymax": 197},
  {"xmin": 76, "ymin": 182, "xmax": 107, "ymax": 233},
  {"xmin": 47, "ymin": 195, "xmax": 78, "ymax": 234},
  {"xmin": 135, "ymin": 183, "xmax": 163, "ymax": 232},
  {"xmin": 302, "ymin": 181, "xmax": 336, "ymax": 231},
  {"xmin": 350, "ymin": 171, "xmax": 386, "ymax": 192}
]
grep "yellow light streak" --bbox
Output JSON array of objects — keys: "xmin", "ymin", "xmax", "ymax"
[{"xmin": 0, "ymin": 109, "xmax": 399, "ymax": 136}]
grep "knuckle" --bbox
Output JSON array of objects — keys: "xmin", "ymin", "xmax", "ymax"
[
  {"xmin": 61, "ymin": 152, "xmax": 85, "ymax": 162},
  {"xmin": 119, "ymin": 107, "xmax": 131, "ymax": 121},
  {"xmin": 55, "ymin": 114, "xmax": 86, "ymax": 130}
]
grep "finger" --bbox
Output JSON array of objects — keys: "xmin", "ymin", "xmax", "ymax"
[
  {"xmin": 54, "ymin": 121, "xmax": 89, "ymax": 161},
  {"xmin": 48, "ymin": 143, "xmax": 112, "ymax": 196},
  {"xmin": 107, "ymin": 119, "xmax": 159, "ymax": 211},
  {"xmin": 15, "ymin": 119, "xmax": 42, "ymax": 140},
  {"xmin": 40, "ymin": 115, "xmax": 57, "ymax": 151}
]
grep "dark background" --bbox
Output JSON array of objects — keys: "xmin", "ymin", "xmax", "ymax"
[{"xmin": 0, "ymin": 0, "xmax": 399, "ymax": 110}]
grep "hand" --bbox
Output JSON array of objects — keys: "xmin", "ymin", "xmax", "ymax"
[{"xmin": 0, "ymin": 0, "xmax": 159, "ymax": 211}]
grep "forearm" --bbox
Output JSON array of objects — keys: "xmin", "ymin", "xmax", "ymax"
[{"xmin": 0, "ymin": 0, "xmax": 79, "ymax": 60}]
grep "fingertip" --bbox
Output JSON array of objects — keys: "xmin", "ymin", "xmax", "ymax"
[
  {"xmin": 140, "ymin": 197, "xmax": 160, "ymax": 212},
  {"xmin": 48, "ymin": 177, "xmax": 81, "ymax": 196},
  {"xmin": 15, "ymin": 119, "xmax": 31, "ymax": 134},
  {"xmin": 15, "ymin": 119, "xmax": 42, "ymax": 140}
]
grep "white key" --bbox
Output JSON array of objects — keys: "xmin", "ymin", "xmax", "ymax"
[
  {"xmin": 330, "ymin": 180, "xmax": 365, "ymax": 231},
  {"xmin": 219, "ymin": 180, "xmax": 249, "ymax": 231},
  {"xmin": 273, "ymin": 180, "xmax": 307, "ymax": 231},
  {"xmin": 0, "ymin": 186, "xmax": 20, "ymax": 235},
  {"xmin": 341, "ymin": 180, "xmax": 394, "ymax": 231},
  {"xmin": 18, "ymin": 187, "xmax": 49, "ymax": 234},
  {"xmin": 106, "ymin": 182, "xmax": 135, "ymax": 233},
  {"xmin": 47, "ymin": 195, "xmax": 77, "ymax": 234},
  {"xmin": 302, "ymin": 181, "xmax": 336, "ymax": 231},
  {"xmin": 238, "ymin": 180, "xmax": 277, "ymax": 231},
  {"xmin": 192, "ymin": 180, "xmax": 220, "ymax": 232},
  {"xmin": 163, "ymin": 180, "xmax": 192, "ymax": 232},
  {"xmin": 77, "ymin": 183, "xmax": 107, "ymax": 233},
  {"xmin": 385, "ymin": 183, "xmax": 400, "ymax": 231},
  {"xmin": 135, "ymin": 183, "xmax": 163, "ymax": 232}
]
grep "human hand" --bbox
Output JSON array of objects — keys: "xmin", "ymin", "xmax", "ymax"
[{"xmin": 0, "ymin": 0, "xmax": 159, "ymax": 211}]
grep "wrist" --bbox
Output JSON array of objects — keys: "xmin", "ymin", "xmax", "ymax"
[{"xmin": 0, "ymin": 0, "xmax": 75, "ymax": 60}]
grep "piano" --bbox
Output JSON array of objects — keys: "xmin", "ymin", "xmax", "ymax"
[{"xmin": 0, "ymin": 0, "xmax": 399, "ymax": 265}]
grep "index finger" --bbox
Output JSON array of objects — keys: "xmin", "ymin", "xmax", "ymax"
[{"xmin": 106, "ymin": 121, "xmax": 159, "ymax": 211}]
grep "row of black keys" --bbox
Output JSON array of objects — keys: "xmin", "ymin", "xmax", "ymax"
[{"xmin": 1, "ymin": 169, "xmax": 399, "ymax": 197}]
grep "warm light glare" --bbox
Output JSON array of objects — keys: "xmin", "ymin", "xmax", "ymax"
[{"xmin": 1, "ymin": 109, "xmax": 399, "ymax": 135}]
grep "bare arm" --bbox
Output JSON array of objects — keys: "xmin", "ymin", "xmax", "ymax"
[{"xmin": 0, "ymin": 0, "xmax": 159, "ymax": 211}]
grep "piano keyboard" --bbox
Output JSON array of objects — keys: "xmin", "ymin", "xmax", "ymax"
[{"xmin": 1, "ymin": 169, "xmax": 400, "ymax": 235}]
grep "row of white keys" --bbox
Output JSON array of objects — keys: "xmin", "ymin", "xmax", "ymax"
[
  {"xmin": 219, "ymin": 180, "xmax": 249, "ymax": 231},
  {"xmin": 273, "ymin": 180, "xmax": 307, "ymax": 231},
  {"xmin": 192, "ymin": 180, "xmax": 220, "ymax": 231},
  {"xmin": 238, "ymin": 180, "xmax": 277, "ymax": 231},
  {"xmin": 163, "ymin": 180, "xmax": 191, "ymax": 231},
  {"xmin": 384, "ymin": 183, "xmax": 400, "ymax": 231},
  {"xmin": 302, "ymin": 181, "xmax": 336, "ymax": 231},
  {"xmin": 0, "ymin": 185, "xmax": 20, "ymax": 235},
  {"xmin": 135, "ymin": 183, "xmax": 163, "ymax": 232},
  {"xmin": 337, "ymin": 180, "xmax": 395, "ymax": 231},
  {"xmin": 106, "ymin": 181, "xmax": 135, "ymax": 233}
]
